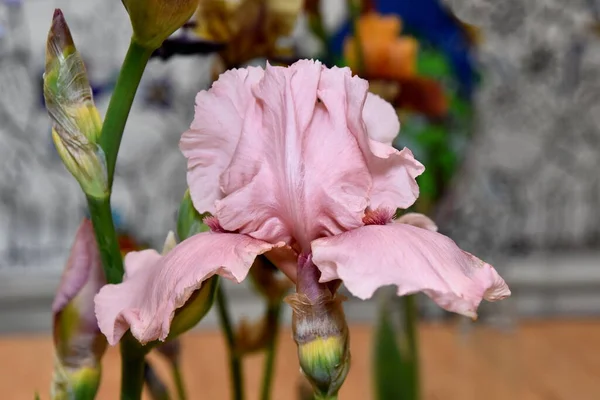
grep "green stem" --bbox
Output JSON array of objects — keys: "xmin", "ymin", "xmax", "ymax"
[
  {"xmin": 216, "ymin": 285, "xmax": 244, "ymax": 400},
  {"xmin": 402, "ymin": 295, "xmax": 420, "ymax": 400},
  {"xmin": 98, "ymin": 39, "xmax": 153, "ymax": 187},
  {"xmin": 86, "ymin": 197, "xmax": 124, "ymax": 284},
  {"xmin": 260, "ymin": 302, "xmax": 282, "ymax": 400},
  {"xmin": 172, "ymin": 362, "xmax": 187, "ymax": 400},
  {"xmin": 120, "ymin": 334, "xmax": 147, "ymax": 400},
  {"xmin": 348, "ymin": 0, "xmax": 365, "ymax": 75}
]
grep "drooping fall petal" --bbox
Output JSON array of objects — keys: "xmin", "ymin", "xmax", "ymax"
[
  {"xmin": 311, "ymin": 224, "xmax": 510, "ymax": 318},
  {"xmin": 180, "ymin": 67, "xmax": 264, "ymax": 215},
  {"xmin": 95, "ymin": 232, "xmax": 281, "ymax": 345},
  {"xmin": 215, "ymin": 60, "xmax": 371, "ymax": 248}
]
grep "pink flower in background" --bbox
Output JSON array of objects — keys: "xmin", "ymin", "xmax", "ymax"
[{"xmin": 95, "ymin": 60, "xmax": 510, "ymax": 346}]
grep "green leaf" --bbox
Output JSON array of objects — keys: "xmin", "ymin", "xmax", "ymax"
[{"xmin": 373, "ymin": 298, "xmax": 419, "ymax": 400}]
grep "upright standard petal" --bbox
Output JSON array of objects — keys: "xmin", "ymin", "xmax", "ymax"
[
  {"xmin": 311, "ymin": 224, "xmax": 510, "ymax": 318},
  {"xmin": 180, "ymin": 67, "xmax": 264, "ymax": 214},
  {"xmin": 95, "ymin": 232, "xmax": 279, "ymax": 345},
  {"xmin": 318, "ymin": 66, "xmax": 424, "ymax": 210},
  {"xmin": 362, "ymin": 93, "xmax": 400, "ymax": 146},
  {"xmin": 216, "ymin": 60, "xmax": 370, "ymax": 248}
]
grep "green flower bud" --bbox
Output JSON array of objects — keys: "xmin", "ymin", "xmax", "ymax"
[
  {"xmin": 122, "ymin": 0, "xmax": 199, "ymax": 50},
  {"xmin": 44, "ymin": 10, "xmax": 107, "ymax": 199},
  {"xmin": 286, "ymin": 293, "xmax": 350, "ymax": 399},
  {"xmin": 161, "ymin": 191, "xmax": 217, "ymax": 340}
]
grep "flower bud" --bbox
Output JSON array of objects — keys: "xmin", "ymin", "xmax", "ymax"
[
  {"xmin": 159, "ymin": 230, "xmax": 218, "ymax": 341},
  {"xmin": 51, "ymin": 219, "xmax": 107, "ymax": 400},
  {"xmin": 44, "ymin": 10, "xmax": 107, "ymax": 199},
  {"xmin": 286, "ymin": 293, "xmax": 350, "ymax": 399},
  {"xmin": 286, "ymin": 254, "xmax": 350, "ymax": 398},
  {"xmin": 122, "ymin": 0, "xmax": 199, "ymax": 50}
]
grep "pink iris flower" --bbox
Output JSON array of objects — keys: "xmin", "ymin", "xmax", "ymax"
[{"xmin": 95, "ymin": 60, "xmax": 510, "ymax": 346}]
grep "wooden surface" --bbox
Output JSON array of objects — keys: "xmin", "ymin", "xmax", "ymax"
[{"xmin": 2, "ymin": 320, "xmax": 599, "ymax": 399}]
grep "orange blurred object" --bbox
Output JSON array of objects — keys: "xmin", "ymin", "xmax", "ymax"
[{"xmin": 344, "ymin": 13, "xmax": 418, "ymax": 81}]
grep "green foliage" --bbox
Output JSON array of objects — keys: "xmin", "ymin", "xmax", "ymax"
[
  {"xmin": 373, "ymin": 297, "xmax": 419, "ymax": 400},
  {"xmin": 176, "ymin": 189, "xmax": 210, "ymax": 241}
]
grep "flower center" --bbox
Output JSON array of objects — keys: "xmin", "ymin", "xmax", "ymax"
[{"xmin": 362, "ymin": 207, "xmax": 395, "ymax": 226}]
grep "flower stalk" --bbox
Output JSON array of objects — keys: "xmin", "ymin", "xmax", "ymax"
[
  {"xmin": 260, "ymin": 301, "xmax": 283, "ymax": 400},
  {"xmin": 216, "ymin": 285, "xmax": 244, "ymax": 400},
  {"xmin": 98, "ymin": 40, "xmax": 153, "ymax": 188},
  {"xmin": 400, "ymin": 294, "xmax": 420, "ymax": 400},
  {"xmin": 120, "ymin": 333, "xmax": 148, "ymax": 400}
]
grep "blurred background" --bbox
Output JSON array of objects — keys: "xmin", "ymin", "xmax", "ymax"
[{"xmin": 0, "ymin": 0, "xmax": 599, "ymax": 398}]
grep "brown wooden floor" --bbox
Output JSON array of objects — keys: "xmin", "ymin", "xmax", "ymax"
[{"xmin": 2, "ymin": 320, "xmax": 599, "ymax": 399}]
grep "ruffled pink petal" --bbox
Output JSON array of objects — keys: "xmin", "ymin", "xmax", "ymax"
[
  {"xmin": 53, "ymin": 219, "xmax": 105, "ymax": 317},
  {"xmin": 319, "ymin": 67, "xmax": 424, "ymax": 210},
  {"xmin": 216, "ymin": 60, "xmax": 370, "ymax": 249},
  {"xmin": 95, "ymin": 232, "xmax": 280, "ymax": 345},
  {"xmin": 311, "ymin": 224, "xmax": 510, "ymax": 318},
  {"xmin": 396, "ymin": 212, "xmax": 438, "ymax": 231},
  {"xmin": 180, "ymin": 67, "xmax": 264, "ymax": 214},
  {"xmin": 123, "ymin": 250, "xmax": 162, "ymax": 280},
  {"xmin": 362, "ymin": 93, "xmax": 400, "ymax": 145}
]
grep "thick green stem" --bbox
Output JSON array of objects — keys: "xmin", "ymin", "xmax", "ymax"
[
  {"xmin": 260, "ymin": 302, "xmax": 282, "ymax": 400},
  {"xmin": 86, "ymin": 197, "xmax": 124, "ymax": 284},
  {"xmin": 98, "ymin": 40, "xmax": 153, "ymax": 187},
  {"xmin": 402, "ymin": 295, "xmax": 420, "ymax": 400},
  {"xmin": 120, "ymin": 334, "xmax": 147, "ymax": 400},
  {"xmin": 172, "ymin": 362, "xmax": 187, "ymax": 400},
  {"xmin": 216, "ymin": 286, "xmax": 244, "ymax": 400}
]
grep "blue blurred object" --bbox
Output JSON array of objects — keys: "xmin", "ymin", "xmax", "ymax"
[
  {"xmin": 82, "ymin": 208, "xmax": 124, "ymax": 230},
  {"xmin": 331, "ymin": 0, "xmax": 477, "ymax": 98}
]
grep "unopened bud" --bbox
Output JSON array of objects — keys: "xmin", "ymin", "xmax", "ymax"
[
  {"xmin": 286, "ymin": 293, "xmax": 350, "ymax": 398},
  {"xmin": 122, "ymin": 0, "xmax": 199, "ymax": 50},
  {"xmin": 52, "ymin": 361, "xmax": 101, "ymax": 400},
  {"xmin": 44, "ymin": 10, "xmax": 107, "ymax": 199},
  {"xmin": 51, "ymin": 220, "xmax": 107, "ymax": 400},
  {"xmin": 160, "ymin": 225, "xmax": 217, "ymax": 341}
]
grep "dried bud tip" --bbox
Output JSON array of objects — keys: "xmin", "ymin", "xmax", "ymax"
[{"xmin": 48, "ymin": 8, "xmax": 74, "ymax": 55}]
